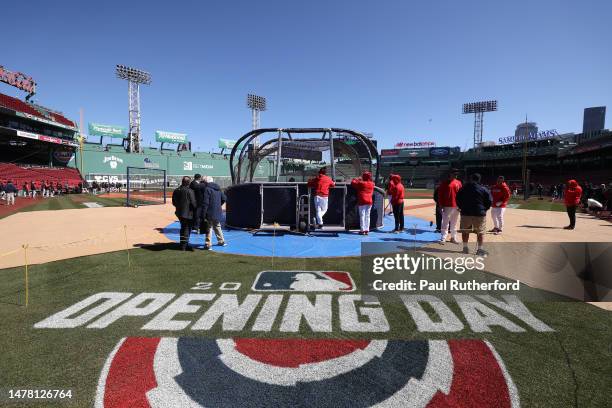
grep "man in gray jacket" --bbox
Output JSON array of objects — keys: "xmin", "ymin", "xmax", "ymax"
[{"xmin": 172, "ymin": 176, "xmax": 197, "ymax": 251}]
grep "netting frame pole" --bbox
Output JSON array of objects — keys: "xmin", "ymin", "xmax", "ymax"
[
  {"xmin": 126, "ymin": 166, "xmax": 131, "ymax": 207},
  {"xmin": 163, "ymin": 169, "xmax": 167, "ymax": 204}
]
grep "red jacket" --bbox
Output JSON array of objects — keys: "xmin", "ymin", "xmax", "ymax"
[
  {"xmin": 387, "ymin": 174, "xmax": 405, "ymax": 205},
  {"xmin": 491, "ymin": 182, "xmax": 511, "ymax": 208},
  {"xmin": 307, "ymin": 174, "xmax": 335, "ymax": 197},
  {"xmin": 564, "ymin": 180, "xmax": 583, "ymax": 207},
  {"xmin": 352, "ymin": 172, "xmax": 375, "ymax": 205},
  {"xmin": 437, "ymin": 179, "xmax": 462, "ymax": 207}
]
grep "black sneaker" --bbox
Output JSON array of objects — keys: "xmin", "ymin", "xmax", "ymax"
[{"xmin": 475, "ymin": 248, "xmax": 488, "ymax": 256}]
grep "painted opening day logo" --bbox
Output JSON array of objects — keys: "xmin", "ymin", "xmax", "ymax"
[
  {"xmin": 96, "ymin": 337, "xmax": 519, "ymax": 408},
  {"xmin": 33, "ymin": 271, "xmax": 555, "ymax": 407},
  {"xmin": 253, "ymin": 271, "xmax": 355, "ymax": 292}
]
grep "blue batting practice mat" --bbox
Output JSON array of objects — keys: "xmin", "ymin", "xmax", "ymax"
[{"xmin": 163, "ymin": 214, "xmax": 439, "ymax": 257}]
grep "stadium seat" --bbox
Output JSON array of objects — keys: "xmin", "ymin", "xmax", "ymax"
[
  {"xmin": 0, "ymin": 163, "xmax": 84, "ymax": 188},
  {"xmin": 0, "ymin": 93, "xmax": 77, "ymax": 128}
]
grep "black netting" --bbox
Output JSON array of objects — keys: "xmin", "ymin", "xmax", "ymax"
[
  {"xmin": 262, "ymin": 186, "xmax": 297, "ymax": 225},
  {"xmin": 225, "ymin": 183, "xmax": 261, "ymax": 229}
]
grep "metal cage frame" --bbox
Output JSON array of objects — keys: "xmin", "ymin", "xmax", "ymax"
[{"xmin": 229, "ymin": 128, "xmax": 380, "ymax": 185}]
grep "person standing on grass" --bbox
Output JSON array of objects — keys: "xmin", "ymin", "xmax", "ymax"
[
  {"xmin": 490, "ymin": 176, "xmax": 511, "ymax": 234},
  {"xmin": 307, "ymin": 167, "xmax": 335, "ymax": 229},
  {"xmin": 563, "ymin": 179, "xmax": 582, "ymax": 230},
  {"xmin": 201, "ymin": 176, "xmax": 226, "ymax": 249},
  {"xmin": 537, "ymin": 183, "xmax": 544, "ymax": 199},
  {"xmin": 432, "ymin": 179, "xmax": 443, "ymax": 233},
  {"xmin": 351, "ymin": 171, "xmax": 375, "ymax": 235},
  {"xmin": 172, "ymin": 176, "xmax": 197, "ymax": 251},
  {"xmin": 387, "ymin": 174, "xmax": 405, "ymax": 233},
  {"xmin": 5, "ymin": 180, "xmax": 17, "ymax": 205},
  {"xmin": 456, "ymin": 173, "xmax": 492, "ymax": 256},
  {"xmin": 189, "ymin": 174, "xmax": 206, "ymax": 234},
  {"xmin": 437, "ymin": 171, "xmax": 462, "ymax": 244}
]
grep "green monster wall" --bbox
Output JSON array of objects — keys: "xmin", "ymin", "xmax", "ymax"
[{"xmin": 69, "ymin": 144, "xmax": 273, "ymax": 187}]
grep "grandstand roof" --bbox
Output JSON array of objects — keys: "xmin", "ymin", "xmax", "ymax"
[{"xmin": 0, "ymin": 93, "xmax": 76, "ymax": 129}]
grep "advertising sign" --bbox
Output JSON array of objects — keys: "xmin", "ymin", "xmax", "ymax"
[
  {"xmin": 399, "ymin": 149, "xmax": 429, "ymax": 158},
  {"xmin": 429, "ymin": 147, "xmax": 450, "ymax": 158},
  {"xmin": 394, "ymin": 141, "xmax": 435, "ymax": 148},
  {"xmin": 218, "ymin": 138, "xmax": 245, "ymax": 149},
  {"xmin": 156, "ymin": 130, "xmax": 188, "ymax": 144},
  {"xmin": 380, "ymin": 149, "xmax": 400, "ymax": 157},
  {"xmin": 0, "ymin": 65, "xmax": 36, "ymax": 94},
  {"xmin": 88, "ymin": 123, "xmax": 127, "ymax": 138},
  {"xmin": 498, "ymin": 130, "xmax": 559, "ymax": 145}
]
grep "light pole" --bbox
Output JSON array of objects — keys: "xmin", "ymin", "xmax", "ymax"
[
  {"xmin": 462, "ymin": 100, "xmax": 498, "ymax": 148},
  {"xmin": 247, "ymin": 93, "xmax": 267, "ymax": 145},
  {"xmin": 116, "ymin": 65, "xmax": 152, "ymax": 153}
]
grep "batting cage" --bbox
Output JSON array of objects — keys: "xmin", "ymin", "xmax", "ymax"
[
  {"xmin": 226, "ymin": 128, "xmax": 384, "ymax": 232},
  {"xmin": 126, "ymin": 167, "xmax": 167, "ymax": 207}
]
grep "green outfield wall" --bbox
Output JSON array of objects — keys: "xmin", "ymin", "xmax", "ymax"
[{"xmin": 69, "ymin": 144, "xmax": 273, "ymax": 187}]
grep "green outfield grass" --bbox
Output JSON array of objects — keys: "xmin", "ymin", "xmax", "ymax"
[
  {"xmin": 16, "ymin": 195, "xmax": 125, "ymax": 214},
  {"xmin": 508, "ymin": 197, "xmax": 566, "ymax": 212},
  {"xmin": 0, "ymin": 247, "xmax": 610, "ymax": 407}
]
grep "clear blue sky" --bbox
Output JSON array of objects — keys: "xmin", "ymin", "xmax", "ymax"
[{"xmin": 2, "ymin": 0, "xmax": 610, "ymax": 151}]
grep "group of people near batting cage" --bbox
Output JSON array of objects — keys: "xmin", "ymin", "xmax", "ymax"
[
  {"xmin": 171, "ymin": 174, "xmax": 226, "ymax": 251},
  {"xmin": 435, "ymin": 171, "xmax": 493, "ymax": 255},
  {"xmin": 307, "ymin": 168, "xmax": 375, "ymax": 234},
  {"xmin": 386, "ymin": 174, "xmax": 405, "ymax": 233},
  {"xmin": 434, "ymin": 172, "xmax": 587, "ymax": 254}
]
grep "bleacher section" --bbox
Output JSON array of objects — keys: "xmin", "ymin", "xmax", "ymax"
[
  {"xmin": 0, "ymin": 163, "xmax": 83, "ymax": 187},
  {"xmin": 381, "ymin": 164, "xmax": 450, "ymax": 188},
  {"xmin": 0, "ymin": 93, "xmax": 76, "ymax": 128}
]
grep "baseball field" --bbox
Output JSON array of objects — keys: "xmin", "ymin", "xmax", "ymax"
[{"xmin": 0, "ymin": 195, "xmax": 610, "ymax": 407}]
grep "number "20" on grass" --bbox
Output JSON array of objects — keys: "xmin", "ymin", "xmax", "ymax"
[{"xmin": 190, "ymin": 282, "xmax": 241, "ymax": 291}]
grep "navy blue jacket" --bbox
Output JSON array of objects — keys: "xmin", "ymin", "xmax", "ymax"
[
  {"xmin": 4, "ymin": 183, "xmax": 18, "ymax": 194},
  {"xmin": 190, "ymin": 180, "xmax": 207, "ymax": 207},
  {"xmin": 456, "ymin": 182, "xmax": 492, "ymax": 216},
  {"xmin": 201, "ymin": 182, "xmax": 226, "ymax": 223}
]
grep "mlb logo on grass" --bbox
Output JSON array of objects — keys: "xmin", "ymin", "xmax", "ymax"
[{"xmin": 252, "ymin": 271, "xmax": 355, "ymax": 292}]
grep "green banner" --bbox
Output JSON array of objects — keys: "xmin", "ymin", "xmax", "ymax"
[
  {"xmin": 218, "ymin": 138, "xmax": 245, "ymax": 149},
  {"xmin": 88, "ymin": 123, "xmax": 127, "ymax": 138},
  {"xmin": 155, "ymin": 130, "xmax": 188, "ymax": 144}
]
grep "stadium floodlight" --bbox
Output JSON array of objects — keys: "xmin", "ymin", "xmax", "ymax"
[
  {"xmin": 462, "ymin": 100, "xmax": 498, "ymax": 148},
  {"xmin": 116, "ymin": 65, "xmax": 152, "ymax": 153},
  {"xmin": 247, "ymin": 93, "xmax": 267, "ymax": 112},
  {"xmin": 115, "ymin": 65, "xmax": 152, "ymax": 85},
  {"xmin": 247, "ymin": 93, "xmax": 267, "ymax": 145}
]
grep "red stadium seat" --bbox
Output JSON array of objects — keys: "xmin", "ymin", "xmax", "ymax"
[
  {"xmin": 0, "ymin": 93, "xmax": 76, "ymax": 128},
  {"xmin": 0, "ymin": 163, "xmax": 84, "ymax": 188}
]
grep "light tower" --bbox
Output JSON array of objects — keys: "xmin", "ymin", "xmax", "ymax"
[
  {"xmin": 116, "ymin": 65, "xmax": 152, "ymax": 153},
  {"xmin": 462, "ymin": 100, "xmax": 497, "ymax": 148},
  {"xmin": 247, "ymin": 93, "xmax": 267, "ymax": 145}
]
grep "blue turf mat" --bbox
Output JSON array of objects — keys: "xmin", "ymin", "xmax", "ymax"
[{"xmin": 163, "ymin": 214, "xmax": 439, "ymax": 258}]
